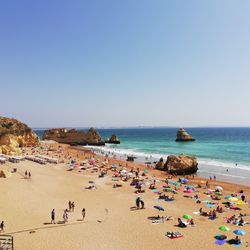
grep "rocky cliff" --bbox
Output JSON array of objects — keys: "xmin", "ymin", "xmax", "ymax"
[
  {"xmin": 0, "ymin": 117, "xmax": 39, "ymax": 155},
  {"xmin": 43, "ymin": 128, "xmax": 104, "ymax": 146},
  {"xmin": 176, "ymin": 128, "xmax": 195, "ymax": 142},
  {"xmin": 163, "ymin": 155, "xmax": 198, "ymax": 175}
]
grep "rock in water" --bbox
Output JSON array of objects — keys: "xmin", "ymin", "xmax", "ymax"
[
  {"xmin": 105, "ymin": 134, "xmax": 120, "ymax": 144},
  {"xmin": 176, "ymin": 128, "xmax": 195, "ymax": 142},
  {"xmin": 43, "ymin": 127, "xmax": 104, "ymax": 146},
  {"xmin": 0, "ymin": 116, "xmax": 39, "ymax": 155},
  {"xmin": 164, "ymin": 155, "xmax": 198, "ymax": 175}
]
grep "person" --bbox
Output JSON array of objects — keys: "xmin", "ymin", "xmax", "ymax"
[
  {"xmin": 140, "ymin": 199, "xmax": 144, "ymax": 209},
  {"xmin": 25, "ymin": 171, "xmax": 28, "ymax": 178},
  {"xmin": 136, "ymin": 197, "xmax": 141, "ymax": 209},
  {"xmin": 68, "ymin": 201, "xmax": 72, "ymax": 212},
  {"xmin": 189, "ymin": 218, "xmax": 195, "ymax": 226},
  {"xmin": 239, "ymin": 217, "xmax": 244, "ymax": 226},
  {"xmin": 213, "ymin": 176, "xmax": 216, "ymax": 181},
  {"xmin": 28, "ymin": 172, "xmax": 31, "ymax": 179},
  {"xmin": 51, "ymin": 209, "xmax": 56, "ymax": 224},
  {"xmin": 0, "ymin": 221, "xmax": 4, "ymax": 232},
  {"xmin": 71, "ymin": 202, "xmax": 75, "ymax": 212},
  {"xmin": 233, "ymin": 236, "xmax": 241, "ymax": 245},
  {"xmin": 63, "ymin": 209, "xmax": 68, "ymax": 223},
  {"xmin": 82, "ymin": 208, "xmax": 86, "ymax": 221},
  {"xmin": 177, "ymin": 218, "xmax": 187, "ymax": 228}
]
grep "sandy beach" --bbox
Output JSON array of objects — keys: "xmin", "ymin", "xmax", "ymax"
[{"xmin": 0, "ymin": 143, "xmax": 249, "ymax": 250}]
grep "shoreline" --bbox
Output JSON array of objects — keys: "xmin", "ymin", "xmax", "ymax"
[{"xmin": 82, "ymin": 145, "xmax": 250, "ymax": 187}]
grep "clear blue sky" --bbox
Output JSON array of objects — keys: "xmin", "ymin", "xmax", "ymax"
[{"xmin": 0, "ymin": 0, "xmax": 249, "ymax": 127}]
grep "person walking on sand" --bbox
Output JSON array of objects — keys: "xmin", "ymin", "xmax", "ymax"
[
  {"xmin": 82, "ymin": 208, "xmax": 86, "ymax": 221},
  {"xmin": 25, "ymin": 171, "xmax": 28, "ymax": 179},
  {"xmin": 72, "ymin": 202, "xmax": 75, "ymax": 212},
  {"xmin": 140, "ymin": 199, "xmax": 145, "ymax": 209},
  {"xmin": 28, "ymin": 172, "xmax": 31, "ymax": 179},
  {"xmin": 136, "ymin": 197, "xmax": 141, "ymax": 209},
  {"xmin": 63, "ymin": 209, "xmax": 68, "ymax": 223},
  {"xmin": 68, "ymin": 201, "xmax": 72, "ymax": 212},
  {"xmin": 51, "ymin": 209, "xmax": 56, "ymax": 224},
  {"xmin": 0, "ymin": 221, "xmax": 4, "ymax": 232}
]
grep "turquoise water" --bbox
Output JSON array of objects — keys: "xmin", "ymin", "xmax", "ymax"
[{"xmin": 34, "ymin": 128, "xmax": 250, "ymax": 184}]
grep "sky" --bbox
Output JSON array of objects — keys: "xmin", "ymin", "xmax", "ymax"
[{"xmin": 0, "ymin": 0, "xmax": 250, "ymax": 128}]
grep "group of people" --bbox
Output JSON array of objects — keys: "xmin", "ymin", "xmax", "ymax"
[
  {"xmin": 24, "ymin": 170, "xmax": 31, "ymax": 179},
  {"xmin": 50, "ymin": 203, "xmax": 86, "ymax": 224}
]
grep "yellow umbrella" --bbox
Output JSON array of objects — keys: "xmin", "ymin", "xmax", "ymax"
[
  {"xmin": 237, "ymin": 200, "xmax": 245, "ymax": 205},
  {"xmin": 229, "ymin": 197, "xmax": 238, "ymax": 202}
]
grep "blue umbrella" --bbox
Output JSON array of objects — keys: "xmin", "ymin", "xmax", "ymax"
[
  {"xmin": 233, "ymin": 229, "xmax": 245, "ymax": 236},
  {"xmin": 180, "ymin": 178, "xmax": 188, "ymax": 183},
  {"xmin": 154, "ymin": 205, "xmax": 165, "ymax": 211},
  {"xmin": 186, "ymin": 185, "xmax": 193, "ymax": 189},
  {"xmin": 225, "ymin": 195, "xmax": 231, "ymax": 200},
  {"xmin": 215, "ymin": 240, "xmax": 226, "ymax": 245}
]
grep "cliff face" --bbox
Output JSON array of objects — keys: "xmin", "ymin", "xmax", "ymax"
[
  {"xmin": 0, "ymin": 117, "xmax": 39, "ymax": 155},
  {"xmin": 105, "ymin": 134, "xmax": 120, "ymax": 144},
  {"xmin": 43, "ymin": 127, "xmax": 104, "ymax": 146},
  {"xmin": 176, "ymin": 128, "xmax": 195, "ymax": 142}
]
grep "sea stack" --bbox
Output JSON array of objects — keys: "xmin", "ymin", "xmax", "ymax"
[
  {"xmin": 0, "ymin": 116, "xmax": 39, "ymax": 155},
  {"xmin": 175, "ymin": 128, "xmax": 195, "ymax": 142},
  {"xmin": 105, "ymin": 134, "xmax": 120, "ymax": 144}
]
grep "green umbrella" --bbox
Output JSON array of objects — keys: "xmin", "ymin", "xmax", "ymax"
[
  {"xmin": 183, "ymin": 214, "xmax": 192, "ymax": 220},
  {"xmin": 219, "ymin": 225, "xmax": 230, "ymax": 232}
]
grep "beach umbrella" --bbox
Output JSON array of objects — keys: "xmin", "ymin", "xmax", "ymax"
[
  {"xmin": 237, "ymin": 200, "xmax": 246, "ymax": 206},
  {"xmin": 215, "ymin": 186, "xmax": 223, "ymax": 191},
  {"xmin": 183, "ymin": 214, "xmax": 192, "ymax": 220},
  {"xmin": 153, "ymin": 205, "xmax": 165, "ymax": 212},
  {"xmin": 225, "ymin": 195, "xmax": 232, "ymax": 200},
  {"xmin": 214, "ymin": 240, "xmax": 226, "ymax": 245},
  {"xmin": 229, "ymin": 197, "xmax": 238, "ymax": 202},
  {"xmin": 180, "ymin": 178, "xmax": 188, "ymax": 183},
  {"xmin": 215, "ymin": 234, "xmax": 227, "ymax": 240},
  {"xmin": 219, "ymin": 225, "xmax": 230, "ymax": 232},
  {"xmin": 186, "ymin": 185, "xmax": 193, "ymax": 189},
  {"xmin": 233, "ymin": 229, "xmax": 245, "ymax": 236},
  {"xmin": 172, "ymin": 182, "xmax": 180, "ymax": 186}
]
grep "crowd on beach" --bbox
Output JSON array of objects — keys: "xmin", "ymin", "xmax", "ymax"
[{"xmin": 1, "ymin": 143, "xmax": 249, "ymax": 248}]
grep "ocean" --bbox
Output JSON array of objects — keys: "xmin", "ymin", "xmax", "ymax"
[{"xmin": 34, "ymin": 128, "xmax": 250, "ymax": 185}]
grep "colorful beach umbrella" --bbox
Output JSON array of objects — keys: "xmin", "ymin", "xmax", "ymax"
[
  {"xmin": 186, "ymin": 185, "xmax": 193, "ymax": 189},
  {"xmin": 215, "ymin": 240, "xmax": 226, "ymax": 245},
  {"xmin": 219, "ymin": 225, "xmax": 230, "ymax": 232},
  {"xmin": 179, "ymin": 178, "xmax": 188, "ymax": 183},
  {"xmin": 229, "ymin": 197, "xmax": 238, "ymax": 202},
  {"xmin": 225, "ymin": 195, "xmax": 232, "ymax": 200},
  {"xmin": 233, "ymin": 229, "xmax": 245, "ymax": 236},
  {"xmin": 237, "ymin": 200, "xmax": 246, "ymax": 206},
  {"xmin": 183, "ymin": 214, "xmax": 192, "ymax": 219}
]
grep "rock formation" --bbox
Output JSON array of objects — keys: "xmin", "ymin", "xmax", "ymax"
[
  {"xmin": 176, "ymin": 128, "xmax": 195, "ymax": 142},
  {"xmin": 43, "ymin": 128, "xmax": 104, "ymax": 146},
  {"xmin": 105, "ymin": 134, "xmax": 120, "ymax": 144},
  {"xmin": 0, "ymin": 116, "xmax": 39, "ymax": 155},
  {"xmin": 155, "ymin": 157, "xmax": 165, "ymax": 170},
  {"xmin": 164, "ymin": 155, "xmax": 198, "ymax": 175}
]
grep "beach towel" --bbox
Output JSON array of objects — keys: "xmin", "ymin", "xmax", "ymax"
[
  {"xmin": 193, "ymin": 212, "xmax": 200, "ymax": 215},
  {"xmin": 207, "ymin": 204, "xmax": 216, "ymax": 208},
  {"xmin": 151, "ymin": 189, "xmax": 159, "ymax": 193}
]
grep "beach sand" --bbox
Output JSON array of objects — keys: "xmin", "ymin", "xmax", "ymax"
[{"xmin": 0, "ymin": 143, "xmax": 249, "ymax": 250}]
